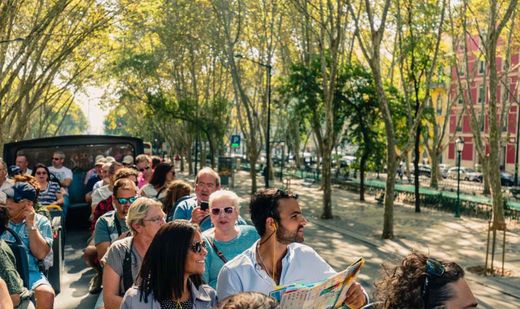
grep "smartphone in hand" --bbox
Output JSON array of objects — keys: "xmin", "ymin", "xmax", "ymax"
[{"xmin": 200, "ymin": 201, "xmax": 209, "ymax": 211}]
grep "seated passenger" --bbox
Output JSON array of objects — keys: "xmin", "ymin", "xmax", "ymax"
[
  {"xmin": 102, "ymin": 197, "xmax": 165, "ymax": 309},
  {"xmin": 85, "ymin": 158, "xmax": 107, "ymax": 203},
  {"xmin": 217, "ymin": 292, "xmax": 278, "ymax": 309},
  {"xmin": 0, "ymin": 177, "xmax": 55, "ymax": 309},
  {"xmin": 91, "ymin": 162, "xmax": 123, "ymax": 213},
  {"xmin": 0, "ymin": 201, "xmax": 33, "ymax": 308},
  {"xmin": 139, "ymin": 162, "xmax": 175, "ymax": 200},
  {"xmin": 47, "ymin": 151, "xmax": 72, "ymax": 222},
  {"xmin": 1, "ymin": 159, "xmax": 13, "ymax": 191},
  {"xmin": 91, "ymin": 168, "xmax": 139, "ymax": 234},
  {"xmin": 32, "ymin": 164, "xmax": 64, "ymax": 207},
  {"xmin": 163, "ymin": 179, "xmax": 192, "ymax": 221},
  {"xmin": 216, "ymin": 188, "xmax": 366, "ymax": 308},
  {"xmin": 121, "ymin": 221, "xmax": 217, "ymax": 308},
  {"xmin": 88, "ymin": 178, "xmax": 136, "ymax": 294},
  {"xmin": 92, "ymin": 163, "xmax": 111, "ymax": 193},
  {"xmin": 135, "ymin": 154, "xmax": 152, "ymax": 189},
  {"xmin": 373, "ymin": 252, "xmax": 477, "ymax": 309},
  {"xmin": 173, "ymin": 167, "xmax": 247, "ymax": 231},
  {"xmin": 202, "ymin": 190, "xmax": 259, "ymax": 288}
]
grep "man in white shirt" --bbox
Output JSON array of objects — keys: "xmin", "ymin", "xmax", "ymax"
[
  {"xmin": 217, "ymin": 188, "xmax": 367, "ymax": 308},
  {"xmin": 48, "ymin": 151, "xmax": 73, "ymax": 222}
]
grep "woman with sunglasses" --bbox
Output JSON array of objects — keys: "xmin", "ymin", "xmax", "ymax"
[
  {"xmin": 102, "ymin": 197, "xmax": 165, "ymax": 309},
  {"xmin": 202, "ymin": 190, "xmax": 259, "ymax": 288},
  {"xmin": 121, "ymin": 220, "xmax": 217, "ymax": 309},
  {"xmin": 140, "ymin": 163, "xmax": 175, "ymax": 201},
  {"xmin": 373, "ymin": 252, "xmax": 477, "ymax": 308},
  {"xmin": 32, "ymin": 164, "xmax": 64, "ymax": 207}
]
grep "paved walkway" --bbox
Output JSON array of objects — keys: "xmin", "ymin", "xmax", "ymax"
[{"xmin": 225, "ymin": 170, "xmax": 520, "ymax": 308}]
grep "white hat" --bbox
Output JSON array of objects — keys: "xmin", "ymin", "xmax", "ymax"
[
  {"xmin": 95, "ymin": 154, "xmax": 105, "ymax": 162},
  {"xmin": 105, "ymin": 156, "xmax": 116, "ymax": 163},
  {"xmin": 122, "ymin": 155, "xmax": 134, "ymax": 165}
]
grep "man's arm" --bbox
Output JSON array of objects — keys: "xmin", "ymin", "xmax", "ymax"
[
  {"xmin": 61, "ymin": 178, "xmax": 72, "ymax": 188},
  {"xmin": 95, "ymin": 241, "xmax": 110, "ymax": 262},
  {"xmin": 25, "ymin": 208, "xmax": 51, "ymax": 260}
]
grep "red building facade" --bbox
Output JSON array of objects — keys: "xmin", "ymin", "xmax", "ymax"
[{"xmin": 445, "ymin": 35, "xmax": 520, "ymax": 173}]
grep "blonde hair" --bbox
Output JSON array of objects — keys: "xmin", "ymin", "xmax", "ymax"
[
  {"xmin": 208, "ymin": 190, "xmax": 241, "ymax": 210},
  {"xmin": 126, "ymin": 197, "xmax": 163, "ymax": 235}
]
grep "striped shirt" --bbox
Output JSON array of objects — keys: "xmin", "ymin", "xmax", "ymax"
[{"xmin": 38, "ymin": 181, "xmax": 61, "ymax": 205}]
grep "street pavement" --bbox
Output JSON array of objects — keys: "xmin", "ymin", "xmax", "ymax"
[
  {"xmin": 229, "ymin": 170, "xmax": 520, "ymax": 308},
  {"xmin": 57, "ymin": 169, "xmax": 520, "ymax": 308}
]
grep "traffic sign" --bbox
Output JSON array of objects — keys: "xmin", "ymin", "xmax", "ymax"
[{"xmin": 231, "ymin": 135, "xmax": 241, "ymax": 148}]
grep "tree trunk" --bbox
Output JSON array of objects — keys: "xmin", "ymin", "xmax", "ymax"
[
  {"xmin": 414, "ymin": 122, "xmax": 421, "ymax": 212},
  {"xmin": 430, "ymin": 150, "xmax": 440, "ymax": 189},
  {"xmin": 320, "ymin": 146, "xmax": 333, "ymax": 219}
]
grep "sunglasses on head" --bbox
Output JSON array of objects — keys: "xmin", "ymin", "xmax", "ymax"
[
  {"xmin": 211, "ymin": 207, "xmax": 234, "ymax": 215},
  {"xmin": 422, "ymin": 258, "xmax": 446, "ymax": 306},
  {"xmin": 116, "ymin": 196, "xmax": 138, "ymax": 205},
  {"xmin": 191, "ymin": 240, "xmax": 206, "ymax": 253}
]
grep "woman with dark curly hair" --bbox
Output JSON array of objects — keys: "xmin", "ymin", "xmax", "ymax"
[
  {"xmin": 140, "ymin": 163, "xmax": 175, "ymax": 201},
  {"xmin": 373, "ymin": 252, "xmax": 477, "ymax": 309}
]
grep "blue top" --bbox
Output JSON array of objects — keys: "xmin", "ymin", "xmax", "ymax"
[
  {"xmin": 172, "ymin": 196, "xmax": 249, "ymax": 232},
  {"xmin": 202, "ymin": 225, "xmax": 259, "ymax": 288},
  {"xmin": 1, "ymin": 214, "xmax": 53, "ymax": 273},
  {"xmin": 94, "ymin": 210, "xmax": 129, "ymax": 245},
  {"xmin": 166, "ymin": 195, "xmax": 193, "ymax": 222},
  {"xmin": 216, "ymin": 241, "xmax": 337, "ymax": 300}
]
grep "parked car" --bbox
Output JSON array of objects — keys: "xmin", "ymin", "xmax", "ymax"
[
  {"xmin": 411, "ymin": 164, "xmax": 432, "ymax": 177},
  {"xmin": 500, "ymin": 171, "xmax": 515, "ymax": 186},
  {"xmin": 447, "ymin": 167, "xmax": 483, "ymax": 182},
  {"xmin": 439, "ymin": 164, "xmax": 450, "ymax": 178}
]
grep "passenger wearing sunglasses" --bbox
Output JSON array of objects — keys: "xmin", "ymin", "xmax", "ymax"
[
  {"xmin": 202, "ymin": 190, "xmax": 259, "ymax": 288},
  {"xmin": 91, "ymin": 179, "xmax": 136, "ymax": 294},
  {"xmin": 32, "ymin": 164, "xmax": 64, "ymax": 207},
  {"xmin": 101, "ymin": 198, "xmax": 165, "ymax": 309},
  {"xmin": 374, "ymin": 252, "xmax": 477, "ymax": 309},
  {"xmin": 173, "ymin": 168, "xmax": 248, "ymax": 231},
  {"xmin": 217, "ymin": 188, "xmax": 367, "ymax": 308},
  {"xmin": 121, "ymin": 220, "xmax": 218, "ymax": 309}
]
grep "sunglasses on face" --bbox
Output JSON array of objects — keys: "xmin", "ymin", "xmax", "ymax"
[
  {"xmin": 211, "ymin": 207, "xmax": 234, "ymax": 215},
  {"xmin": 116, "ymin": 196, "xmax": 138, "ymax": 205},
  {"xmin": 139, "ymin": 166, "xmax": 151, "ymax": 172},
  {"xmin": 52, "ymin": 157, "xmax": 62, "ymax": 161},
  {"xmin": 191, "ymin": 240, "xmax": 206, "ymax": 254},
  {"xmin": 36, "ymin": 171, "xmax": 47, "ymax": 175}
]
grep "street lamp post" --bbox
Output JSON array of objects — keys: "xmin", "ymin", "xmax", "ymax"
[
  {"xmin": 234, "ymin": 54, "xmax": 272, "ymax": 188},
  {"xmin": 455, "ymin": 137, "xmax": 465, "ymax": 218}
]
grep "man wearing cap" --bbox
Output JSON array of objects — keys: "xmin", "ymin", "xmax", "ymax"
[
  {"xmin": 122, "ymin": 155, "xmax": 134, "ymax": 167},
  {"xmin": 85, "ymin": 158, "xmax": 107, "ymax": 204},
  {"xmin": 85, "ymin": 155, "xmax": 106, "ymax": 185},
  {"xmin": 15, "ymin": 154, "xmax": 32, "ymax": 176},
  {"xmin": 0, "ymin": 181, "xmax": 55, "ymax": 309}
]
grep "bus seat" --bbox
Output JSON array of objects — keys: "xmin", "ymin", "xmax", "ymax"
[
  {"xmin": 68, "ymin": 170, "xmax": 88, "ymax": 208},
  {"xmin": 4, "ymin": 227, "xmax": 30, "ymax": 289}
]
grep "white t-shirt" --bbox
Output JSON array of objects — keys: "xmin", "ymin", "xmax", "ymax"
[
  {"xmin": 48, "ymin": 166, "xmax": 73, "ymax": 194},
  {"xmin": 91, "ymin": 185, "xmax": 112, "ymax": 208}
]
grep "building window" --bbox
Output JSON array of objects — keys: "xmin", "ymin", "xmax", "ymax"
[
  {"xmin": 479, "ymin": 60, "xmax": 485, "ymax": 74},
  {"xmin": 478, "ymin": 85, "xmax": 485, "ymax": 103}
]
